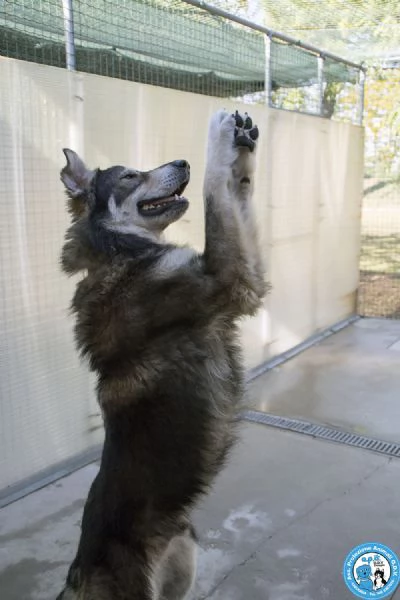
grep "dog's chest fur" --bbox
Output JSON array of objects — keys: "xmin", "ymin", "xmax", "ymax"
[{"xmin": 70, "ymin": 247, "xmax": 243, "ymax": 510}]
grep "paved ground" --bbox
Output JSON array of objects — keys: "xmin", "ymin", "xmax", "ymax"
[
  {"xmin": 1, "ymin": 318, "xmax": 399, "ymax": 600},
  {"xmin": 250, "ymin": 318, "xmax": 400, "ymax": 442}
]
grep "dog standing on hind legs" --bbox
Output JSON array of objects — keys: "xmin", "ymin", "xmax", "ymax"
[{"xmin": 57, "ymin": 109, "xmax": 267, "ymax": 600}]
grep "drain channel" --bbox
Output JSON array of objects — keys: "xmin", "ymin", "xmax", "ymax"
[{"xmin": 241, "ymin": 410, "xmax": 400, "ymax": 459}]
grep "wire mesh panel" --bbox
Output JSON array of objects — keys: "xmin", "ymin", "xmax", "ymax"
[
  {"xmin": 270, "ymin": 40, "xmax": 321, "ymax": 115},
  {"xmin": 0, "ymin": 60, "xmax": 102, "ymax": 494},
  {"xmin": 0, "ymin": 59, "xmax": 363, "ymax": 494},
  {"xmin": 1, "ymin": 0, "xmax": 266, "ymax": 97},
  {"xmin": 76, "ymin": 0, "xmax": 269, "ymax": 97},
  {"xmin": 358, "ymin": 67, "xmax": 400, "ymax": 319},
  {"xmin": 0, "ymin": 0, "xmax": 363, "ymax": 121},
  {"xmin": 0, "ymin": 0, "xmax": 366, "ymax": 495},
  {"xmin": 358, "ymin": 178, "xmax": 400, "ymax": 319},
  {"xmin": 0, "ymin": 0, "xmax": 66, "ymax": 68},
  {"xmin": 323, "ymin": 59, "xmax": 362, "ymax": 124}
]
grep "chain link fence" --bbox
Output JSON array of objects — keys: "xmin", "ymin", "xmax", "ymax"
[
  {"xmin": 0, "ymin": 0, "xmax": 364, "ymax": 122},
  {"xmin": 358, "ymin": 67, "xmax": 400, "ymax": 319}
]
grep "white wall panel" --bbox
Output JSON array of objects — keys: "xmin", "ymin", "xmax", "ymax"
[{"xmin": 0, "ymin": 59, "xmax": 364, "ymax": 490}]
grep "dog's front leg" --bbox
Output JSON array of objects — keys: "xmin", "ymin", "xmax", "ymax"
[
  {"xmin": 230, "ymin": 111, "xmax": 266, "ymax": 300},
  {"xmin": 202, "ymin": 110, "xmax": 266, "ymax": 316},
  {"xmin": 203, "ymin": 110, "xmax": 242, "ymax": 279}
]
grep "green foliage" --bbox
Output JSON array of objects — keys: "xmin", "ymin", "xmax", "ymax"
[{"xmin": 363, "ymin": 67, "xmax": 400, "ymax": 176}]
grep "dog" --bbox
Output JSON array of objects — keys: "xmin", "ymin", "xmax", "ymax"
[{"xmin": 57, "ymin": 109, "xmax": 267, "ymax": 599}]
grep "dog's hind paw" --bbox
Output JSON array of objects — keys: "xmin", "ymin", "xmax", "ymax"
[{"xmin": 233, "ymin": 111, "xmax": 259, "ymax": 152}]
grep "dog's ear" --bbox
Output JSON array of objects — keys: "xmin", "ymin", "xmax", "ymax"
[{"xmin": 61, "ymin": 149, "xmax": 95, "ymax": 198}]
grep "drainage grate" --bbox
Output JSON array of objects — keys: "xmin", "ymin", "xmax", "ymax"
[{"xmin": 241, "ymin": 410, "xmax": 400, "ymax": 459}]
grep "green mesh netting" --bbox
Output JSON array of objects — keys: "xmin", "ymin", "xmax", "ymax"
[{"xmin": 0, "ymin": 0, "xmax": 359, "ymax": 98}]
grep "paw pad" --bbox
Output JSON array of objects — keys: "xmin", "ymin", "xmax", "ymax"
[{"xmin": 233, "ymin": 110, "xmax": 259, "ymax": 152}]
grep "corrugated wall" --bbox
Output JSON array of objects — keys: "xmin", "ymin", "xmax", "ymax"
[{"xmin": 0, "ymin": 58, "xmax": 364, "ymax": 492}]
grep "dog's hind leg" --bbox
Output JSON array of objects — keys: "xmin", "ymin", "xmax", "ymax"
[{"xmin": 153, "ymin": 530, "xmax": 197, "ymax": 600}]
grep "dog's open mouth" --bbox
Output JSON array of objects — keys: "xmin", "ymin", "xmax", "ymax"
[{"xmin": 138, "ymin": 182, "xmax": 189, "ymax": 217}]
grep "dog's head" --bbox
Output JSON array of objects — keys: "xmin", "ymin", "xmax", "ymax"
[{"xmin": 60, "ymin": 149, "xmax": 190, "ymax": 235}]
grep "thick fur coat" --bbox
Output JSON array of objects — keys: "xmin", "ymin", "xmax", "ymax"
[{"xmin": 57, "ymin": 110, "xmax": 266, "ymax": 599}]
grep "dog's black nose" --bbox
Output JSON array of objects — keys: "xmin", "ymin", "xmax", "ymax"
[{"xmin": 172, "ymin": 160, "xmax": 189, "ymax": 169}]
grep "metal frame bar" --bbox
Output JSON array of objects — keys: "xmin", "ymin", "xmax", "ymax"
[
  {"xmin": 317, "ymin": 55, "xmax": 325, "ymax": 116},
  {"xmin": 264, "ymin": 33, "xmax": 272, "ymax": 106},
  {"xmin": 358, "ymin": 68, "xmax": 366, "ymax": 125},
  {"xmin": 241, "ymin": 410, "xmax": 400, "ymax": 459},
  {"xmin": 62, "ymin": 0, "xmax": 76, "ymax": 71}
]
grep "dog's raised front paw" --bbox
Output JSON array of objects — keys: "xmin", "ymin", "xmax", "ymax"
[
  {"xmin": 233, "ymin": 111, "xmax": 259, "ymax": 152},
  {"xmin": 207, "ymin": 109, "xmax": 238, "ymax": 168}
]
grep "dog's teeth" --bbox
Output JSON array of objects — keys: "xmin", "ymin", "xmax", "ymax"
[{"xmin": 141, "ymin": 197, "xmax": 180, "ymax": 212}]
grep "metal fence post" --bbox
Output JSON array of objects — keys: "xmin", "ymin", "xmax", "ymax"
[
  {"xmin": 317, "ymin": 55, "xmax": 325, "ymax": 116},
  {"xmin": 264, "ymin": 34, "xmax": 272, "ymax": 106},
  {"xmin": 358, "ymin": 68, "xmax": 366, "ymax": 126},
  {"xmin": 62, "ymin": 0, "xmax": 76, "ymax": 71}
]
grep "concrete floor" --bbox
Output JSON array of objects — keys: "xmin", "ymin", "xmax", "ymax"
[
  {"xmin": 1, "ymin": 318, "xmax": 400, "ymax": 600},
  {"xmin": 250, "ymin": 318, "xmax": 400, "ymax": 442}
]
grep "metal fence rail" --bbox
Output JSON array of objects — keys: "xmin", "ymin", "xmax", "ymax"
[{"xmin": 0, "ymin": 0, "xmax": 365, "ymax": 123}]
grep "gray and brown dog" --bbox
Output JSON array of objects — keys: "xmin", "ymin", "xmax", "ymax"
[{"xmin": 57, "ymin": 110, "xmax": 267, "ymax": 600}]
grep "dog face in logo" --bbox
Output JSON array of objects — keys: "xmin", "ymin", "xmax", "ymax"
[{"xmin": 357, "ymin": 564, "xmax": 372, "ymax": 579}]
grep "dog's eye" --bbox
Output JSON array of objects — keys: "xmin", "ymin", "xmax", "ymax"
[{"xmin": 121, "ymin": 172, "xmax": 138, "ymax": 180}]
